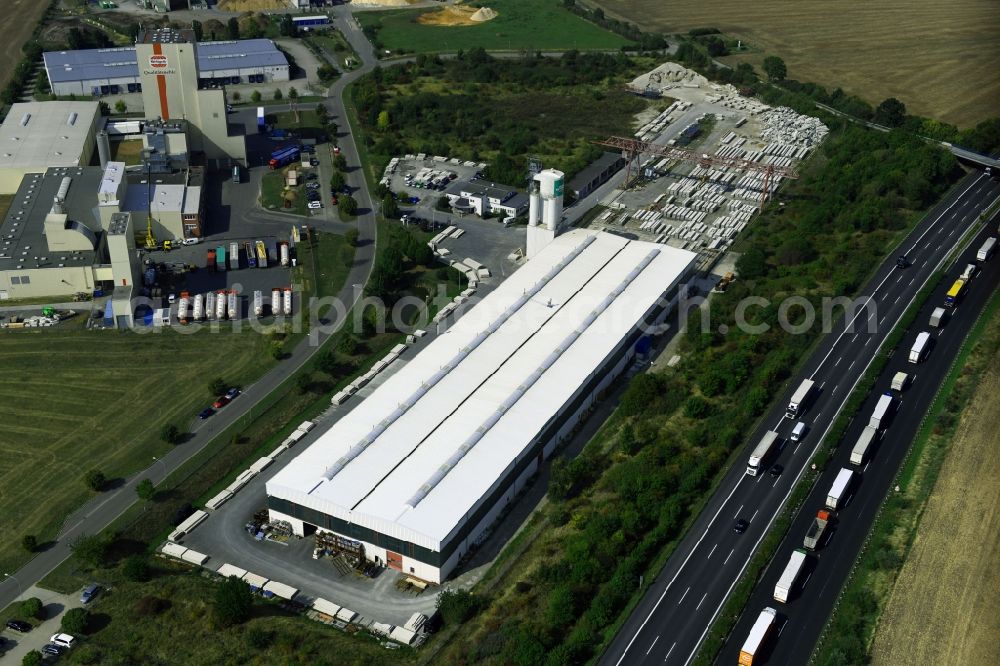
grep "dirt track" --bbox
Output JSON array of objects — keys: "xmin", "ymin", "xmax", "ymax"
[{"xmin": 870, "ymin": 343, "xmax": 1000, "ymax": 664}]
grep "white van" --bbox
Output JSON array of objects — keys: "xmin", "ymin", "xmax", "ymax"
[{"xmin": 790, "ymin": 421, "xmax": 807, "ymax": 442}]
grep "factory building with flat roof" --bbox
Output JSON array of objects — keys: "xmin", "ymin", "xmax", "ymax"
[
  {"xmin": 43, "ymin": 39, "xmax": 290, "ymax": 98},
  {"xmin": 266, "ymin": 229, "xmax": 698, "ymax": 583},
  {"xmin": 0, "ymin": 101, "xmax": 100, "ymax": 195}
]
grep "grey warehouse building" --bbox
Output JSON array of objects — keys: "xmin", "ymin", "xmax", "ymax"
[{"xmin": 43, "ymin": 39, "xmax": 290, "ymax": 97}]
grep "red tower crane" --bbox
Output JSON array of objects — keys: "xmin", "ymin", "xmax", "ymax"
[{"xmin": 593, "ymin": 136, "xmax": 799, "ymax": 210}]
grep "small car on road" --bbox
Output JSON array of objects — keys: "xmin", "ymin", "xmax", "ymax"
[
  {"xmin": 197, "ymin": 407, "xmax": 214, "ymax": 420},
  {"xmin": 733, "ymin": 518, "xmax": 750, "ymax": 534},
  {"xmin": 225, "ymin": 388, "xmax": 240, "ymax": 400},
  {"xmin": 212, "ymin": 396, "xmax": 231, "ymax": 409}
]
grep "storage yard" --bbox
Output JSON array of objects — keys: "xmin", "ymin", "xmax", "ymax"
[{"xmin": 587, "ymin": 62, "xmax": 827, "ymax": 268}]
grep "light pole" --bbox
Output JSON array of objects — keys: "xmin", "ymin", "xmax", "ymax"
[{"xmin": 4, "ymin": 572, "xmax": 21, "ymax": 597}]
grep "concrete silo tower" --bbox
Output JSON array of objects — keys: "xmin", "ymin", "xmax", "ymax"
[{"xmin": 526, "ymin": 168, "xmax": 564, "ymax": 258}]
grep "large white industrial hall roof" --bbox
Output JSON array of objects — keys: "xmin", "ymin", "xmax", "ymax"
[{"xmin": 266, "ymin": 230, "xmax": 697, "ymax": 551}]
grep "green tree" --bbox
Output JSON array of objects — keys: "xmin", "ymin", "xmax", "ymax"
[
  {"xmin": 250, "ymin": 90, "xmax": 262, "ymax": 103},
  {"xmin": 21, "ymin": 534, "xmax": 37, "ymax": 552},
  {"xmin": 136, "ymin": 478, "xmax": 156, "ymax": 502},
  {"xmin": 160, "ymin": 422, "xmax": 182, "ymax": 445},
  {"xmin": 295, "ymin": 373, "xmax": 313, "ymax": 394},
  {"xmin": 344, "ymin": 228, "xmax": 359, "ymax": 247},
  {"xmin": 269, "ymin": 340, "xmax": 285, "ymax": 360},
  {"xmin": 273, "ymin": 88, "xmax": 283, "ymax": 101},
  {"xmin": 333, "ymin": 154, "xmax": 347, "ymax": 171},
  {"xmin": 381, "ymin": 194, "xmax": 398, "ymax": 218},
  {"xmin": 874, "ymin": 97, "xmax": 907, "ymax": 127},
  {"xmin": 226, "ymin": 17, "xmax": 239, "ymax": 40},
  {"xmin": 339, "ymin": 195, "xmax": 358, "ymax": 216},
  {"xmin": 317, "ymin": 64, "xmax": 338, "ymax": 83},
  {"xmin": 122, "ymin": 555, "xmax": 151, "ymax": 582},
  {"xmin": 114, "ymin": 99, "xmax": 127, "ymax": 114},
  {"xmin": 214, "ymin": 576, "xmax": 253, "ymax": 627},
  {"xmin": 22, "ymin": 651, "xmax": 43, "ymax": 666},
  {"xmin": 315, "ymin": 103, "xmax": 328, "ymax": 125},
  {"xmin": 377, "ymin": 110, "xmax": 390, "ymax": 131},
  {"xmin": 71, "ymin": 533, "xmax": 111, "ymax": 568},
  {"xmin": 762, "ymin": 55, "xmax": 787, "ymax": 81},
  {"xmin": 329, "ymin": 170, "xmax": 346, "ymax": 191},
  {"xmin": 337, "ymin": 335, "xmax": 359, "ymax": 355},
  {"xmin": 208, "ymin": 377, "xmax": 227, "ymax": 396},
  {"xmin": 288, "ymin": 86, "xmax": 298, "ymax": 99},
  {"xmin": 97, "ymin": 101, "xmax": 110, "ymax": 116},
  {"xmin": 314, "ymin": 349, "xmax": 338, "ymax": 375},
  {"xmin": 61, "ymin": 607, "xmax": 89, "ymax": 634},
  {"xmin": 191, "ymin": 20, "xmax": 203, "ymax": 40},
  {"xmin": 84, "ymin": 469, "xmax": 106, "ymax": 491},
  {"xmin": 19, "ymin": 597, "xmax": 43, "ymax": 620},
  {"xmin": 231, "ymin": 91, "xmax": 241, "ymax": 102},
  {"xmin": 436, "ymin": 588, "xmax": 483, "ymax": 625}
]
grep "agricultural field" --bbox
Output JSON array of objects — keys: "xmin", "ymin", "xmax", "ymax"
[
  {"xmin": 358, "ymin": 0, "xmax": 632, "ymax": 53},
  {"xmin": 593, "ymin": 0, "xmax": 998, "ymax": 127},
  {"xmin": 0, "ymin": 0, "xmax": 48, "ymax": 93},
  {"xmin": 0, "ymin": 327, "xmax": 274, "ymax": 575},
  {"xmin": 869, "ymin": 331, "xmax": 1000, "ymax": 665}
]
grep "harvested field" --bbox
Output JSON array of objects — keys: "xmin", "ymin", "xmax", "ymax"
[
  {"xmin": 0, "ymin": 0, "xmax": 49, "ymax": 92},
  {"xmin": 592, "ymin": 0, "xmax": 999, "ymax": 127},
  {"xmin": 417, "ymin": 5, "xmax": 498, "ymax": 27},
  {"xmin": 869, "ymin": 340, "xmax": 1000, "ymax": 664},
  {"xmin": 217, "ymin": 0, "xmax": 285, "ymax": 11}
]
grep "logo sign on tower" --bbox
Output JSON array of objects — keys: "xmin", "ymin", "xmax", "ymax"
[{"xmin": 149, "ymin": 54, "xmax": 168, "ymax": 69}]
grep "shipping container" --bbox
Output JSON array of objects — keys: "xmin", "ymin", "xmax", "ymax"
[{"xmin": 216, "ymin": 246, "xmax": 227, "ymax": 272}]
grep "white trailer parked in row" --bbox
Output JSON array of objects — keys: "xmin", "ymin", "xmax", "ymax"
[{"xmin": 272, "ymin": 288, "xmax": 282, "ymax": 316}]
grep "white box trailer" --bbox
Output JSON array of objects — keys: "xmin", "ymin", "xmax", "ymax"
[
  {"xmin": 869, "ymin": 392, "xmax": 895, "ymax": 429},
  {"xmin": 929, "ymin": 307, "xmax": 946, "ymax": 327},
  {"xmin": 826, "ymin": 468, "xmax": 854, "ymax": 510},
  {"xmin": 746, "ymin": 430, "xmax": 780, "ymax": 476},
  {"xmin": 229, "ymin": 242, "xmax": 239, "ymax": 270},
  {"xmin": 850, "ymin": 426, "xmax": 879, "ymax": 466},
  {"xmin": 909, "ymin": 331, "xmax": 931, "ymax": 363},
  {"xmin": 739, "ymin": 607, "xmax": 777, "ymax": 665},
  {"xmin": 890, "ymin": 371, "xmax": 909, "ymax": 391},
  {"xmin": 773, "ymin": 549, "xmax": 808, "ymax": 603},
  {"xmin": 976, "ymin": 236, "xmax": 996, "ymax": 261},
  {"xmin": 786, "ymin": 378, "xmax": 814, "ymax": 418}
]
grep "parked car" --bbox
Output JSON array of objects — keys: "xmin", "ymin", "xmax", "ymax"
[
  {"xmin": 50, "ymin": 633, "xmax": 76, "ymax": 649},
  {"xmin": 6, "ymin": 619, "xmax": 31, "ymax": 632},
  {"xmin": 224, "ymin": 388, "xmax": 240, "ymax": 400},
  {"xmin": 330, "ymin": 195, "xmax": 338, "ymax": 205},
  {"xmin": 307, "ymin": 201, "xmax": 323, "ymax": 210},
  {"xmin": 733, "ymin": 518, "xmax": 749, "ymax": 534},
  {"xmin": 197, "ymin": 408, "xmax": 214, "ymax": 420},
  {"xmin": 212, "ymin": 396, "xmax": 231, "ymax": 409},
  {"xmin": 80, "ymin": 583, "xmax": 100, "ymax": 604},
  {"xmin": 181, "ymin": 237, "xmax": 201, "ymax": 246}
]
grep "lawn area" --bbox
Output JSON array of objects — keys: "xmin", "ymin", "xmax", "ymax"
[
  {"xmin": 0, "ymin": 327, "xmax": 274, "ymax": 575},
  {"xmin": 260, "ymin": 169, "xmax": 309, "ymax": 217},
  {"xmin": 108, "ymin": 138, "xmax": 144, "ymax": 166},
  {"xmin": 306, "ymin": 31, "xmax": 360, "ymax": 71},
  {"xmin": 357, "ymin": 0, "xmax": 633, "ymax": 54},
  {"xmin": 42, "ymin": 565, "xmax": 413, "ymax": 665}
]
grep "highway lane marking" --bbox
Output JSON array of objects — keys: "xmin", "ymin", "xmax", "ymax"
[
  {"xmin": 665, "ymin": 642, "xmax": 676, "ymax": 661},
  {"xmin": 834, "ymin": 356, "xmax": 842, "ymax": 366},
  {"xmin": 864, "ymin": 336, "xmax": 871, "ymax": 346},
  {"xmin": 778, "ymin": 621, "xmax": 787, "ymax": 637},
  {"xmin": 832, "ymin": 384, "xmax": 839, "ymax": 394},
  {"xmin": 849, "ymin": 360, "xmax": 856, "ymax": 370},
  {"xmin": 820, "ymin": 381, "xmax": 826, "ymax": 389},
  {"xmin": 793, "ymin": 441, "xmax": 801, "ymax": 455},
  {"xmin": 678, "ymin": 587, "xmax": 690, "ymax": 605},
  {"xmin": 724, "ymin": 549, "xmax": 734, "ymax": 564},
  {"xmin": 647, "ymin": 636, "xmax": 659, "ymax": 655},
  {"xmin": 750, "ymin": 509, "xmax": 759, "ymax": 523},
  {"xmin": 695, "ymin": 592, "xmax": 707, "ymax": 611},
  {"xmin": 772, "ymin": 476, "xmax": 780, "ymax": 487},
  {"xmin": 922, "ymin": 260, "xmax": 928, "ymax": 268},
  {"xmin": 864, "ymin": 461, "xmax": 871, "ymax": 472},
  {"xmin": 611, "ymin": 475, "xmax": 747, "ymax": 665},
  {"xmin": 735, "ymin": 504, "xmax": 743, "ymax": 518},
  {"xmin": 707, "ymin": 543, "xmax": 718, "ymax": 560},
  {"xmin": 894, "ymin": 295, "xmax": 901, "ymax": 303},
  {"xmin": 802, "ymin": 572, "xmax": 812, "ymax": 589}
]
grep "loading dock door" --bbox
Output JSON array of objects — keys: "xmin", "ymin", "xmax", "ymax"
[{"xmin": 387, "ymin": 551, "xmax": 402, "ymax": 571}]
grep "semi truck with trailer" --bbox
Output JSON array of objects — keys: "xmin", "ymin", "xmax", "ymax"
[
  {"xmin": 215, "ymin": 291, "xmax": 227, "ymax": 320},
  {"xmin": 283, "ymin": 287, "xmax": 292, "ymax": 316},
  {"xmin": 279, "ymin": 241, "xmax": 290, "ymax": 267},
  {"xmin": 944, "ymin": 279, "xmax": 966, "ymax": 307},
  {"xmin": 869, "ymin": 392, "xmax": 895, "ymax": 429},
  {"xmin": 746, "ymin": 430, "xmax": 780, "ymax": 476},
  {"xmin": 803, "ymin": 510, "xmax": 832, "ymax": 550},
  {"xmin": 850, "ymin": 426, "xmax": 879, "ymax": 466},
  {"xmin": 253, "ymin": 290, "xmax": 263, "ymax": 317},
  {"xmin": 177, "ymin": 291, "xmax": 190, "ymax": 324},
  {"xmin": 256, "ymin": 240, "xmax": 268, "ymax": 268},
  {"xmin": 272, "ymin": 288, "xmax": 282, "ymax": 316},
  {"xmin": 739, "ymin": 607, "xmax": 778, "ymax": 665},
  {"xmin": 205, "ymin": 291, "xmax": 216, "ymax": 320},
  {"xmin": 257, "ymin": 106, "xmax": 266, "ymax": 133},
  {"xmin": 192, "ymin": 293, "xmax": 204, "ymax": 321},
  {"xmin": 786, "ymin": 378, "xmax": 814, "ymax": 418},
  {"xmin": 909, "ymin": 331, "xmax": 931, "ymax": 363},
  {"xmin": 216, "ymin": 246, "xmax": 227, "ymax": 272},
  {"xmin": 960, "ymin": 263, "xmax": 976, "ymax": 282},
  {"xmin": 268, "ymin": 145, "xmax": 300, "ymax": 169},
  {"xmin": 229, "ymin": 242, "xmax": 239, "ymax": 270},
  {"xmin": 929, "ymin": 307, "xmax": 947, "ymax": 327},
  {"xmin": 773, "ymin": 549, "xmax": 808, "ymax": 603},
  {"xmin": 826, "ymin": 468, "xmax": 854, "ymax": 510},
  {"xmin": 245, "ymin": 241, "xmax": 256, "ymax": 268},
  {"xmin": 977, "ymin": 236, "xmax": 996, "ymax": 261},
  {"xmin": 227, "ymin": 291, "xmax": 238, "ymax": 320}
]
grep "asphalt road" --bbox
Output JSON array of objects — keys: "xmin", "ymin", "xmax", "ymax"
[
  {"xmin": 0, "ymin": 12, "xmax": 381, "ymax": 612},
  {"xmin": 720, "ymin": 213, "xmax": 1000, "ymax": 663},
  {"xmin": 601, "ymin": 171, "xmax": 1000, "ymax": 666}
]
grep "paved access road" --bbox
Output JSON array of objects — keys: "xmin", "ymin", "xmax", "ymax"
[
  {"xmin": 0, "ymin": 12, "xmax": 382, "ymax": 613},
  {"xmin": 601, "ymin": 171, "xmax": 1000, "ymax": 666},
  {"xmin": 720, "ymin": 212, "xmax": 1000, "ymax": 663}
]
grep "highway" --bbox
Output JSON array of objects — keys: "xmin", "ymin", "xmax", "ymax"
[
  {"xmin": 601, "ymin": 170, "xmax": 1000, "ymax": 666},
  {"xmin": 720, "ymin": 211, "xmax": 1000, "ymax": 662}
]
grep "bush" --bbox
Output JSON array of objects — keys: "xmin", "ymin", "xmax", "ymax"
[
  {"xmin": 214, "ymin": 576, "xmax": 254, "ymax": 627},
  {"xmin": 136, "ymin": 478, "xmax": 156, "ymax": 501},
  {"xmin": 122, "ymin": 555, "xmax": 151, "ymax": 582},
  {"xmin": 436, "ymin": 588, "xmax": 484, "ymax": 625},
  {"xmin": 61, "ymin": 607, "xmax": 89, "ymax": 634},
  {"xmin": 246, "ymin": 626, "xmax": 273, "ymax": 649},
  {"xmin": 345, "ymin": 228, "xmax": 359, "ymax": 247},
  {"xmin": 72, "ymin": 645, "xmax": 101, "ymax": 665},
  {"xmin": 160, "ymin": 423, "xmax": 183, "ymax": 444},
  {"xmin": 71, "ymin": 533, "xmax": 111, "ymax": 569},
  {"xmin": 339, "ymin": 195, "xmax": 358, "ymax": 216},
  {"xmin": 134, "ymin": 595, "xmax": 170, "ymax": 617},
  {"xmin": 208, "ymin": 377, "xmax": 227, "ymax": 396},
  {"xmin": 19, "ymin": 597, "xmax": 43, "ymax": 621},
  {"xmin": 22, "ymin": 651, "xmax": 43, "ymax": 666},
  {"xmin": 83, "ymin": 469, "xmax": 106, "ymax": 491},
  {"xmin": 21, "ymin": 534, "xmax": 37, "ymax": 552}
]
